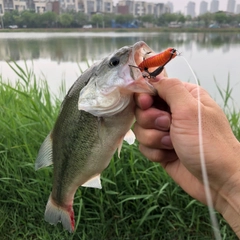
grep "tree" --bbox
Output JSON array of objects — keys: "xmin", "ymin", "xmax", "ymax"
[
  {"xmin": 164, "ymin": 13, "xmax": 178, "ymax": 23},
  {"xmin": 74, "ymin": 12, "xmax": 88, "ymax": 27},
  {"xmin": 102, "ymin": 13, "xmax": 114, "ymax": 28},
  {"xmin": 115, "ymin": 14, "xmax": 125, "ymax": 25},
  {"xmin": 13, "ymin": 15, "xmax": 23, "ymax": 27},
  {"xmin": 186, "ymin": 15, "xmax": 192, "ymax": 21},
  {"xmin": 3, "ymin": 12, "xmax": 14, "ymax": 26},
  {"xmin": 214, "ymin": 12, "xmax": 228, "ymax": 25},
  {"xmin": 157, "ymin": 13, "xmax": 182, "ymax": 26},
  {"xmin": 225, "ymin": 14, "xmax": 235, "ymax": 25},
  {"xmin": 235, "ymin": 14, "xmax": 240, "ymax": 23},
  {"xmin": 3, "ymin": 10, "xmax": 19, "ymax": 26},
  {"xmin": 140, "ymin": 14, "xmax": 155, "ymax": 24},
  {"xmin": 115, "ymin": 14, "xmax": 134, "ymax": 26},
  {"xmin": 198, "ymin": 12, "xmax": 213, "ymax": 27},
  {"xmin": 39, "ymin": 11, "xmax": 57, "ymax": 28},
  {"xmin": 91, "ymin": 14, "xmax": 104, "ymax": 28},
  {"xmin": 21, "ymin": 11, "xmax": 39, "ymax": 28},
  {"xmin": 59, "ymin": 13, "xmax": 73, "ymax": 27},
  {"xmin": 177, "ymin": 14, "xmax": 186, "ymax": 24}
]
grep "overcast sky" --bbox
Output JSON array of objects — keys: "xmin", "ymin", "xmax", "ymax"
[{"xmin": 143, "ymin": 0, "xmax": 240, "ymax": 15}]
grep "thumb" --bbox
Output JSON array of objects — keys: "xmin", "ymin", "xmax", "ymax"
[{"xmin": 150, "ymin": 78, "xmax": 196, "ymax": 111}]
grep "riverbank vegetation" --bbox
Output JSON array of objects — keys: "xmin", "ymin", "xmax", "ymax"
[
  {"xmin": 0, "ymin": 63, "xmax": 239, "ymax": 239},
  {"xmin": 1, "ymin": 10, "xmax": 240, "ymax": 29},
  {"xmin": 2, "ymin": 26, "xmax": 240, "ymax": 34}
]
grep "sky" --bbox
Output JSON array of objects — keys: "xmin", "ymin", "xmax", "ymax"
[{"xmin": 143, "ymin": 0, "xmax": 240, "ymax": 15}]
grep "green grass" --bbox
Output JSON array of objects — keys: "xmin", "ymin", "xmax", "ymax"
[{"xmin": 0, "ymin": 62, "xmax": 239, "ymax": 240}]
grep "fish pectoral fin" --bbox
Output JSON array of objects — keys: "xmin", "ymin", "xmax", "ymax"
[
  {"xmin": 35, "ymin": 133, "xmax": 53, "ymax": 170},
  {"xmin": 117, "ymin": 139, "xmax": 123, "ymax": 158},
  {"xmin": 81, "ymin": 175, "xmax": 102, "ymax": 189},
  {"xmin": 117, "ymin": 129, "xmax": 136, "ymax": 158},
  {"xmin": 123, "ymin": 129, "xmax": 135, "ymax": 145}
]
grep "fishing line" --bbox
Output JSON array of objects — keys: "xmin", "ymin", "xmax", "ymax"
[{"xmin": 179, "ymin": 56, "xmax": 222, "ymax": 240}]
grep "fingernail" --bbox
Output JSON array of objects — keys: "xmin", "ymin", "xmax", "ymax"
[
  {"xmin": 161, "ymin": 135, "xmax": 173, "ymax": 149},
  {"xmin": 154, "ymin": 116, "xmax": 170, "ymax": 131}
]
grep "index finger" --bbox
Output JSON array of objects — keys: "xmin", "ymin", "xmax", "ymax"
[{"xmin": 134, "ymin": 93, "xmax": 154, "ymax": 110}]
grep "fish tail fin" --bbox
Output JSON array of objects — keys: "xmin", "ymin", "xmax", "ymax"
[{"xmin": 44, "ymin": 194, "xmax": 75, "ymax": 233}]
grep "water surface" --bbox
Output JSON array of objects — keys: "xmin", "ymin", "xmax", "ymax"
[{"xmin": 0, "ymin": 31, "xmax": 239, "ymax": 108}]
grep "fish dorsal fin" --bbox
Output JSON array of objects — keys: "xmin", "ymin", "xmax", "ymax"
[
  {"xmin": 81, "ymin": 175, "xmax": 102, "ymax": 189},
  {"xmin": 35, "ymin": 133, "xmax": 53, "ymax": 170},
  {"xmin": 124, "ymin": 129, "xmax": 135, "ymax": 145},
  {"xmin": 118, "ymin": 129, "xmax": 136, "ymax": 158}
]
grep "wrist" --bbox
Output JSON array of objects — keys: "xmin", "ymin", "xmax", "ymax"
[
  {"xmin": 216, "ymin": 190, "xmax": 240, "ymax": 238},
  {"xmin": 214, "ymin": 141, "xmax": 240, "ymax": 237}
]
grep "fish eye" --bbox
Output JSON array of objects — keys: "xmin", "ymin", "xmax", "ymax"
[{"xmin": 108, "ymin": 57, "xmax": 120, "ymax": 67}]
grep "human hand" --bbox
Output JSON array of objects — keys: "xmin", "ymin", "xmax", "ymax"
[{"xmin": 133, "ymin": 77, "xmax": 240, "ymax": 212}]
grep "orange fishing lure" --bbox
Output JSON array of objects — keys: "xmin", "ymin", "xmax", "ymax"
[{"xmin": 138, "ymin": 47, "xmax": 177, "ymax": 78}]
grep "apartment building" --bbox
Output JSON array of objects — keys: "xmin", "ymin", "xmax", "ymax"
[
  {"xmin": 117, "ymin": 0, "xmax": 166, "ymax": 17},
  {"xmin": 0, "ymin": 0, "xmax": 168, "ymax": 17},
  {"xmin": 13, "ymin": 0, "xmax": 27, "ymax": 11},
  {"xmin": 0, "ymin": 0, "xmax": 35, "ymax": 14},
  {"xmin": 82, "ymin": 0, "xmax": 113, "ymax": 14},
  {"xmin": 34, "ymin": 0, "xmax": 47, "ymax": 13},
  {"xmin": 210, "ymin": 0, "xmax": 219, "ymax": 13},
  {"xmin": 2, "ymin": 0, "xmax": 14, "ymax": 12},
  {"xmin": 0, "ymin": 0, "xmax": 4, "ymax": 14},
  {"xmin": 0, "ymin": 0, "xmax": 113, "ymax": 14}
]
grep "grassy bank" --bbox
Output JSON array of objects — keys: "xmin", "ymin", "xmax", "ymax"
[
  {"xmin": 0, "ymin": 63, "xmax": 239, "ymax": 239},
  {"xmin": 1, "ymin": 27, "xmax": 240, "ymax": 33}
]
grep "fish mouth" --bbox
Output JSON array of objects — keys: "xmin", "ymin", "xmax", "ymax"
[
  {"xmin": 126, "ymin": 41, "xmax": 159, "ymax": 95},
  {"xmin": 132, "ymin": 41, "xmax": 155, "ymax": 66},
  {"xmin": 132, "ymin": 41, "xmax": 165, "ymax": 72}
]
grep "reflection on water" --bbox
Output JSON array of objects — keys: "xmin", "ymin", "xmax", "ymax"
[
  {"xmin": 0, "ymin": 32, "xmax": 240, "ymax": 108},
  {"xmin": 1, "ymin": 32, "xmax": 240, "ymax": 62}
]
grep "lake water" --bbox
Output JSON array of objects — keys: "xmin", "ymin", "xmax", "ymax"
[{"xmin": 0, "ymin": 31, "xmax": 240, "ymax": 109}]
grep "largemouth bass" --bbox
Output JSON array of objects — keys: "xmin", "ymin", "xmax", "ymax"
[{"xmin": 35, "ymin": 41, "xmax": 161, "ymax": 232}]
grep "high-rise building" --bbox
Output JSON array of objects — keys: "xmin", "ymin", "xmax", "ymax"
[
  {"xmin": 210, "ymin": 0, "xmax": 219, "ymax": 13},
  {"xmin": 0, "ymin": 1, "xmax": 3, "ymax": 14},
  {"xmin": 236, "ymin": 4, "xmax": 240, "ymax": 14},
  {"xmin": 166, "ymin": 1, "xmax": 173, "ymax": 13},
  {"xmin": 199, "ymin": 1, "xmax": 208, "ymax": 15},
  {"xmin": 227, "ymin": 0, "xmax": 236, "ymax": 13},
  {"xmin": 187, "ymin": 1, "xmax": 195, "ymax": 18}
]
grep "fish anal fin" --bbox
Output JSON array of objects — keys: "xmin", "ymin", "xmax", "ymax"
[
  {"xmin": 81, "ymin": 175, "xmax": 102, "ymax": 189},
  {"xmin": 35, "ymin": 133, "xmax": 53, "ymax": 170},
  {"xmin": 44, "ymin": 194, "xmax": 75, "ymax": 233}
]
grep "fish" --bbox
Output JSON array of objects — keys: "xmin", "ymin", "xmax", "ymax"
[{"xmin": 35, "ymin": 41, "xmax": 163, "ymax": 232}]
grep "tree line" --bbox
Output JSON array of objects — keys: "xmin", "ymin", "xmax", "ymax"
[{"xmin": 1, "ymin": 10, "xmax": 240, "ymax": 28}]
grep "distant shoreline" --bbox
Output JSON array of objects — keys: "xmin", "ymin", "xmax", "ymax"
[{"xmin": 1, "ymin": 27, "xmax": 240, "ymax": 33}]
